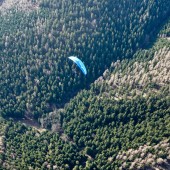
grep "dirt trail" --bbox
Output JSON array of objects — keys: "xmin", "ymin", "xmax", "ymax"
[{"xmin": 14, "ymin": 116, "xmax": 46, "ymax": 133}]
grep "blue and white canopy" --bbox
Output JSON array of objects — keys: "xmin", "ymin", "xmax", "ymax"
[{"xmin": 68, "ymin": 56, "xmax": 87, "ymax": 75}]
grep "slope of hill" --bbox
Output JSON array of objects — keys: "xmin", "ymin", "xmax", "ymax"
[
  {"xmin": 95, "ymin": 38, "xmax": 170, "ymax": 100},
  {"xmin": 59, "ymin": 40, "xmax": 170, "ymax": 169},
  {"xmin": 0, "ymin": 0, "xmax": 170, "ymax": 119},
  {"xmin": 0, "ymin": 0, "xmax": 170, "ymax": 169},
  {"xmin": 0, "ymin": 18, "xmax": 169, "ymax": 169}
]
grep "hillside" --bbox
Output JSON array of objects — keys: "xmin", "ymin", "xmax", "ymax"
[
  {"xmin": 59, "ymin": 36, "xmax": 170, "ymax": 169},
  {"xmin": 95, "ymin": 38, "xmax": 170, "ymax": 100},
  {"xmin": 0, "ymin": 18, "xmax": 170, "ymax": 169},
  {"xmin": 0, "ymin": 0, "xmax": 170, "ymax": 169},
  {"xmin": 0, "ymin": 0, "xmax": 170, "ymax": 119}
]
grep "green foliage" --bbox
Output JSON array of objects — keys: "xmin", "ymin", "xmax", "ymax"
[
  {"xmin": 0, "ymin": 28, "xmax": 169, "ymax": 170},
  {"xmin": 3, "ymin": 121, "xmax": 85, "ymax": 169},
  {"xmin": 0, "ymin": 0, "xmax": 170, "ymax": 169},
  {"xmin": 62, "ymin": 88, "xmax": 170, "ymax": 169},
  {"xmin": 0, "ymin": 0, "xmax": 170, "ymax": 118}
]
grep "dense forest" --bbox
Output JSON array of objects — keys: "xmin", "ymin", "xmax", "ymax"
[
  {"xmin": 0, "ymin": 0, "xmax": 170, "ymax": 169},
  {"xmin": 0, "ymin": 0, "xmax": 170, "ymax": 118},
  {"xmin": 0, "ymin": 32, "xmax": 169, "ymax": 169}
]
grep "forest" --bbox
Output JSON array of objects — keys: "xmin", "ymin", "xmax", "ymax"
[
  {"xmin": 0, "ymin": 0, "xmax": 170, "ymax": 118},
  {"xmin": 0, "ymin": 0, "xmax": 170, "ymax": 169}
]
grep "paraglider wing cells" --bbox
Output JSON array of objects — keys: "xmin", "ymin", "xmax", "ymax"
[{"xmin": 68, "ymin": 56, "xmax": 87, "ymax": 75}]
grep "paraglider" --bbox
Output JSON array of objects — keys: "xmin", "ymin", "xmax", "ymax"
[{"xmin": 68, "ymin": 56, "xmax": 87, "ymax": 75}]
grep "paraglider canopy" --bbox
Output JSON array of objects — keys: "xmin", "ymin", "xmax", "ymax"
[{"xmin": 68, "ymin": 56, "xmax": 87, "ymax": 75}]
